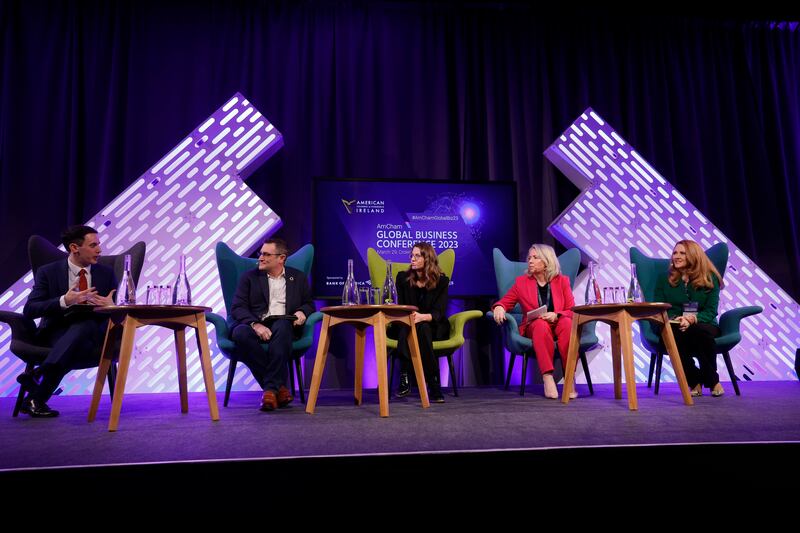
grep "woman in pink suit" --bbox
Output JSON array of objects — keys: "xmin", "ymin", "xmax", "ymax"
[{"xmin": 492, "ymin": 244, "xmax": 576, "ymax": 399}]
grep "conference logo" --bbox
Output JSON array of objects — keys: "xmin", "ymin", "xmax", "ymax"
[{"xmin": 341, "ymin": 198, "xmax": 385, "ymax": 214}]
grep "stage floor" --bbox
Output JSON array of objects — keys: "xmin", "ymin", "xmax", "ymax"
[{"xmin": 2, "ymin": 381, "xmax": 799, "ymax": 472}]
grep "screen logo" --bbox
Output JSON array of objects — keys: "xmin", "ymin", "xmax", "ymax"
[{"xmin": 341, "ymin": 198, "xmax": 385, "ymax": 214}]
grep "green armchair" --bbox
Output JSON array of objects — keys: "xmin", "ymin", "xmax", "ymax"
[
  {"xmin": 488, "ymin": 248, "xmax": 598, "ymax": 396},
  {"xmin": 630, "ymin": 242, "xmax": 762, "ymax": 395},
  {"xmin": 367, "ymin": 247, "xmax": 482, "ymax": 397},
  {"xmin": 206, "ymin": 242, "xmax": 322, "ymax": 406}
]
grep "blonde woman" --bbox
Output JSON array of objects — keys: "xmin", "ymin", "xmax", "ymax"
[
  {"xmin": 492, "ymin": 244, "xmax": 576, "ymax": 399},
  {"xmin": 655, "ymin": 240, "xmax": 724, "ymax": 397}
]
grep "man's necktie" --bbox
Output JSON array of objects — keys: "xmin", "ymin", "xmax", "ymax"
[{"xmin": 78, "ymin": 269, "xmax": 88, "ymax": 291}]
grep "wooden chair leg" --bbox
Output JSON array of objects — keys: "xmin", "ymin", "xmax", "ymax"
[
  {"xmin": 224, "ymin": 359, "xmax": 237, "ymax": 407},
  {"xmin": 295, "ymin": 357, "xmax": 306, "ymax": 404},
  {"xmin": 721, "ymin": 351, "xmax": 741, "ymax": 396},
  {"xmin": 654, "ymin": 352, "xmax": 664, "ymax": 395},
  {"xmin": 579, "ymin": 348, "xmax": 594, "ymax": 395},
  {"xmin": 504, "ymin": 353, "xmax": 515, "ymax": 391},
  {"xmin": 520, "ymin": 354, "xmax": 529, "ymax": 396},
  {"xmin": 446, "ymin": 353, "xmax": 458, "ymax": 396}
]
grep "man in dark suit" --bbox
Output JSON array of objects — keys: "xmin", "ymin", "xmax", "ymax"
[
  {"xmin": 230, "ymin": 238, "xmax": 315, "ymax": 411},
  {"xmin": 21, "ymin": 225, "xmax": 117, "ymax": 417}
]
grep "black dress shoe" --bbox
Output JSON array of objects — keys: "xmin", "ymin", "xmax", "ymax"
[
  {"xmin": 19, "ymin": 398, "xmax": 59, "ymax": 418},
  {"xmin": 395, "ymin": 372, "xmax": 411, "ymax": 398},
  {"xmin": 429, "ymin": 387, "xmax": 445, "ymax": 404}
]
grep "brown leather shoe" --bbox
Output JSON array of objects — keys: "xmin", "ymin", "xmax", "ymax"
[
  {"xmin": 260, "ymin": 390, "xmax": 278, "ymax": 411},
  {"xmin": 277, "ymin": 386, "xmax": 293, "ymax": 408}
]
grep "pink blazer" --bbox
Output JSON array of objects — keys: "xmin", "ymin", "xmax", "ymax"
[{"xmin": 493, "ymin": 273, "xmax": 575, "ymax": 334}]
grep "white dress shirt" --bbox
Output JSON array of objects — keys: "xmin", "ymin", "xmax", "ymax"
[
  {"xmin": 266, "ymin": 268, "xmax": 287, "ymax": 316},
  {"xmin": 59, "ymin": 257, "xmax": 93, "ymax": 308}
]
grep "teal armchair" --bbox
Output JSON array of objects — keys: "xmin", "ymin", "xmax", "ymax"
[
  {"xmin": 367, "ymin": 247, "xmax": 483, "ymax": 397},
  {"xmin": 488, "ymin": 248, "xmax": 598, "ymax": 396},
  {"xmin": 630, "ymin": 242, "xmax": 762, "ymax": 395},
  {"xmin": 206, "ymin": 242, "xmax": 322, "ymax": 405}
]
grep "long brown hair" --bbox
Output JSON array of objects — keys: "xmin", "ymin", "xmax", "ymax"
[
  {"xmin": 407, "ymin": 242, "xmax": 442, "ymax": 290},
  {"xmin": 668, "ymin": 240, "xmax": 724, "ymax": 290}
]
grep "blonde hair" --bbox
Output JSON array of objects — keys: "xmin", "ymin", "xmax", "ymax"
[
  {"xmin": 527, "ymin": 244, "xmax": 561, "ymax": 282},
  {"xmin": 668, "ymin": 240, "xmax": 724, "ymax": 290}
]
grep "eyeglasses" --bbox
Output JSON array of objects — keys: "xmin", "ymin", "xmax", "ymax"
[
  {"xmin": 410, "ymin": 253, "xmax": 423, "ymax": 260},
  {"xmin": 259, "ymin": 252, "xmax": 285, "ymax": 257}
]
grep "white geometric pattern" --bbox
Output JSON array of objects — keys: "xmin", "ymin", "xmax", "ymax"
[
  {"xmin": 0, "ymin": 93, "xmax": 284, "ymax": 396},
  {"xmin": 545, "ymin": 108, "xmax": 799, "ymax": 383}
]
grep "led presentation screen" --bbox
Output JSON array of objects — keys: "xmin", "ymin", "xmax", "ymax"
[{"xmin": 312, "ymin": 178, "xmax": 517, "ymax": 299}]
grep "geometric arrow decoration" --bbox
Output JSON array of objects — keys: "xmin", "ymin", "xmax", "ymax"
[
  {"xmin": 0, "ymin": 93, "xmax": 284, "ymax": 396},
  {"xmin": 545, "ymin": 108, "xmax": 799, "ymax": 383}
]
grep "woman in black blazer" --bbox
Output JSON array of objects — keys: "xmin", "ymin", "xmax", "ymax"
[{"xmin": 394, "ymin": 242, "xmax": 450, "ymax": 403}]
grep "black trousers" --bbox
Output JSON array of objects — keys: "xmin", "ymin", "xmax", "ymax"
[
  {"xmin": 231, "ymin": 319, "xmax": 293, "ymax": 392},
  {"xmin": 33, "ymin": 318, "xmax": 106, "ymax": 402},
  {"xmin": 394, "ymin": 320, "xmax": 449, "ymax": 386},
  {"xmin": 670, "ymin": 322, "xmax": 721, "ymax": 388}
]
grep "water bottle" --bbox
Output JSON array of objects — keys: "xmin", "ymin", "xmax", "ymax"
[
  {"xmin": 116, "ymin": 254, "xmax": 137, "ymax": 305},
  {"xmin": 627, "ymin": 263, "xmax": 643, "ymax": 303},
  {"xmin": 341, "ymin": 259, "xmax": 359, "ymax": 305},
  {"xmin": 382, "ymin": 260, "xmax": 398, "ymax": 304},
  {"xmin": 584, "ymin": 260, "xmax": 602, "ymax": 304},
  {"xmin": 172, "ymin": 254, "xmax": 192, "ymax": 305}
]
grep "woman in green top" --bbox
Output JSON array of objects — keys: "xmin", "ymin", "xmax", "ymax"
[{"xmin": 654, "ymin": 240, "xmax": 725, "ymax": 397}]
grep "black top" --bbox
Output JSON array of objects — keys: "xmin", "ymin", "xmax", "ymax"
[
  {"xmin": 537, "ymin": 282, "xmax": 554, "ymax": 312},
  {"xmin": 396, "ymin": 270, "xmax": 450, "ymax": 332}
]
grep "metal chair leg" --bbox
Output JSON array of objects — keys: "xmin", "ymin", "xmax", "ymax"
[
  {"xmin": 107, "ymin": 362, "xmax": 117, "ymax": 400},
  {"xmin": 288, "ymin": 360, "xmax": 296, "ymax": 396},
  {"xmin": 446, "ymin": 353, "xmax": 458, "ymax": 396},
  {"xmin": 224, "ymin": 359, "xmax": 237, "ymax": 407},
  {"xmin": 579, "ymin": 348, "xmax": 594, "ymax": 395},
  {"xmin": 295, "ymin": 357, "xmax": 305, "ymax": 403},
  {"xmin": 520, "ymin": 354, "xmax": 529, "ymax": 396},
  {"xmin": 12, "ymin": 362, "xmax": 35, "ymax": 417},
  {"xmin": 721, "ymin": 351, "xmax": 741, "ymax": 396},
  {"xmin": 504, "ymin": 354, "xmax": 515, "ymax": 391},
  {"xmin": 654, "ymin": 352, "xmax": 663, "ymax": 395},
  {"xmin": 647, "ymin": 352, "xmax": 656, "ymax": 388}
]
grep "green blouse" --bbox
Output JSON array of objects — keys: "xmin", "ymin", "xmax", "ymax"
[{"xmin": 653, "ymin": 274, "xmax": 720, "ymax": 326}]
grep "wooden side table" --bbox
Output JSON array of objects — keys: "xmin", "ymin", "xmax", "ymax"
[
  {"xmin": 88, "ymin": 305, "xmax": 219, "ymax": 431},
  {"xmin": 561, "ymin": 302, "xmax": 693, "ymax": 410},
  {"xmin": 305, "ymin": 305, "xmax": 429, "ymax": 417}
]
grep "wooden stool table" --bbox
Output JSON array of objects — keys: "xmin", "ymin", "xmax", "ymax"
[
  {"xmin": 88, "ymin": 305, "xmax": 219, "ymax": 431},
  {"xmin": 561, "ymin": 302, "xmax": 694, "ymax": 410},
  {"xmin": 305, "ymin": 304, "xmax": 429, "ymax": 417}
]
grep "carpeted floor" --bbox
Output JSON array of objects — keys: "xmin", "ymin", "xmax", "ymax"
[{"xmin": 2, "ymin": 381, "xmax": 798, "ymax": 471}]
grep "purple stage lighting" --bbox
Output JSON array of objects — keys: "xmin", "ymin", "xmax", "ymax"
[
  {"xmin": 459, "ymin": 202, "xmax": 481, "ymax": 225},
  {"xmin": 545, "ymin": 108, "xmax": 799, "ymax": 383},
  {"xmin": 0, "ymin": 93, "xmax": 284, "ymax": 396}
]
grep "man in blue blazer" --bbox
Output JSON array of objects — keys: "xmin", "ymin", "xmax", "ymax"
[
  {"xmin": 230, "ymin": 238, "xmax": 315, "ymax": 411},
  {"xmin": 21, "ymin": 225, "xmax": 117, "ymax": 417}
]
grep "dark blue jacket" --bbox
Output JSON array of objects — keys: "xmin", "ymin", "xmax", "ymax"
[
  {"xmin": 230, "ymin": 266, "xmax": 315, "ymax": 328},
  {"xmin": 23, "ymin": 260, "xmax": 117, "ymax": 333}
]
